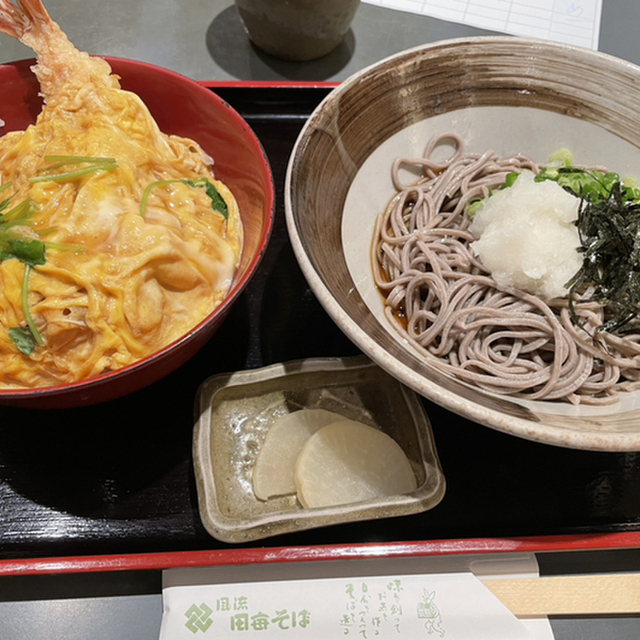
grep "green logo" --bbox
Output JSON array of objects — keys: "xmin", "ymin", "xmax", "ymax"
[{"xmin": 185, "ymin": 603, "xmax": 214, "ymax": 634}]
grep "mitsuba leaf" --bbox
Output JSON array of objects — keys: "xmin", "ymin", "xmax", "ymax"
[
  {"xmin": 140, "ymin": 178, "xmax": 229, "ymax": 220},
  {"xmin": 185, "ymin": 178, "xmax": 229, "ymax": 220},
  {"xmin": 8, "ymin": 326, "xmax": 36, "ymax": 356},
  {"xmin": 0, "ymin": 238, "xmax": 46, "ymax": 267}
]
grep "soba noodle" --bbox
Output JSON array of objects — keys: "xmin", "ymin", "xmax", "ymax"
[{"xmin": 372, "ymin": 133, "xmax": 640, "ymax": 405}]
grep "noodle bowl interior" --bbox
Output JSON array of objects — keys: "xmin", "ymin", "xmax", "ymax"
[{"xmin": 343, "ymin": 107, "xmax": 640, "ymax": 410}]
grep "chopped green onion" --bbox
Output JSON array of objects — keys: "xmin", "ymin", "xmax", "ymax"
[
  {"xmin": 21, "ymin": 264, "xmax": 44, "ymax": 348},
  {"xmin": 501, "ymin": 172, "xmax": 520, "ymax": 189},
  {"xmin": 0, "ymin": 183, "xmax": 17, "ymax": 215},
  {"xmin": 140, "ymin": 179, "xmax": 181, "ymax": 218},
  {"xmin": 547, "ymin": 148, "xmax": 573, "ymax": 167},
  {"xmin": 43, "ymin": 155, "xmax": 116, "ymax": 164},
  {"xmin": 1, "ymin": 197, "xmax": 37, "ymax": 225},
  {"xmin": 466, "ymin": 198, "xmax": 484, "ymax": 217},
  {"xmin": 34, "ymin": 226, "xmax": 58, "ymax": 237},
  {"xmin": 44, "ymin": 241, "xmax": 85, "ymax": 253},
  {"xmin": 0, "ymin": 198, "xmax": 12, "ymax": 215},
  {"xmin": 40, "ymin": 155, "xmax": 117, "ymax": 172},
  {"xmin": 534, "ymin": 166, "xmax": 630, "ymax": 203},
  {"xmin": 29, "ymin": 160, "xmax": 118, "ymax": 183}
]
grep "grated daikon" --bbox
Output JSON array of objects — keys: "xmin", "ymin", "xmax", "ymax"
[{"xmin": 469, "ymin": 170, "xmax": 581, "ymax": 300}]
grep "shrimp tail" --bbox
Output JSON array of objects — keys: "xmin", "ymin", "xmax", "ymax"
[
  {"xmin": 0, "ymin": 0, "xmax": 50, "ymax": 40},
  {"xmin": 0, "ymin": 0, "xmax": 117, "ymax": 103}
]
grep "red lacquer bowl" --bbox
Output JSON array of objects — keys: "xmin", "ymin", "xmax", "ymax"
[{"xmin": 0, "ymin": 58, "xmax": 275, "ymax": 408}]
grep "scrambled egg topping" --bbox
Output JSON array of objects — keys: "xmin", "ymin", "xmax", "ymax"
[{"xmin": 0, "ymin": 0, "xmax": 243, "ymax": 387}]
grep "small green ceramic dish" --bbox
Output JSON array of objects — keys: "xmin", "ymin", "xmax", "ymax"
[{"xmin": 193, "ymin": 355, "xmax": 445, "ymax": 543}]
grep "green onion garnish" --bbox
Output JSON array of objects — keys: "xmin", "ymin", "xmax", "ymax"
[
  {"xmin": 140, "ymin": 179, "xmax": 181, "ymax": 218},
  {"xmin": 20, "ymin": 264, "xmax": 44, "ymax": 348},
  {"xmin": 1, "ymin": 197, "xmax": 37, "ymax": 226},
  {"xmin": 44, "ymin": 241, "xmax": 85, "ymax": 253},
  {"xmin": 42, "ymin": 155, "xmax": 116, "ymax": 166},
  {"xmin": 0, "ymin": 182, "xmax": 15, "ymax": 214},
  {"xmin": 29, "ymin": 155, "xmax": 118, "ymax": 184}
]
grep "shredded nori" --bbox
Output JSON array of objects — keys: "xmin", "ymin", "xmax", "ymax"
[
  {"xmin": 470, "ymin": 163, "xmax": 640, "ymax": 337},
  {"xmin": 563, "ymin": 178, "xmax": 640, "ymax": 336}
]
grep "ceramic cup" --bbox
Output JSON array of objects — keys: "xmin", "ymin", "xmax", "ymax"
[{"xmin": 234, "ymin": 0, "xmax": 360, "ymax": 61}]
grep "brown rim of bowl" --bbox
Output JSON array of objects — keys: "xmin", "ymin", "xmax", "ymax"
[{"xmin": 285, "ymin": 36, "xmax": 640, "ymax": 451}]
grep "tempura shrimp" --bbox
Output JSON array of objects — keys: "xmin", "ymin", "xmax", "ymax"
[{"xmin": 0, "ymin": 0, "xmax": 117, "ymax": 103}]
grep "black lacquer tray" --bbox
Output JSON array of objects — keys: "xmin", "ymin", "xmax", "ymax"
[{"xmin": 1, "ymin": 85, "xmax": 640, "ymax": 562}]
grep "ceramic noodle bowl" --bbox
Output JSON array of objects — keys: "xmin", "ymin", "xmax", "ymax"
[{"xmin": 285, "ymin": 37, "xmax": 640, "ymax": 451}]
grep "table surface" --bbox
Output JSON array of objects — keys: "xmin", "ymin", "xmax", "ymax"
[
  {"xmin": 2, "ymin": 1, "xmax": 640, "ymax": 82},
  {"xmin": 2, "ymin": 1, "xmax": 640, "ymax": 639}
]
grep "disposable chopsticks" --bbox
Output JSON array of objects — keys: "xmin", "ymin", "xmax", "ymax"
[{"xmin": 481, "ymin": 573, "xmax": 640, "ymax": 616}]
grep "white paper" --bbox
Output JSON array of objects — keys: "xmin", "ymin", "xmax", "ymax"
[
  {"xmin": 361, "ymin": 0, "xmax": 602, "ymax": 50},
  {"xmin": 161, "ymin": 572, "xmax": 529, "ymax": 639},
  {"xmin": 160, "ymin": 554, "xmax": 554, "ymax": 640}
]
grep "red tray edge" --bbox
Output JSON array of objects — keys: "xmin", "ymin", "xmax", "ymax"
[
  {"xmin": 1, "ymin": 80, "xmax": 635, "ymax": 580},
  {"xmin": 1, "ymin": 532, "xmax": 639, "ymax": 577}
]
